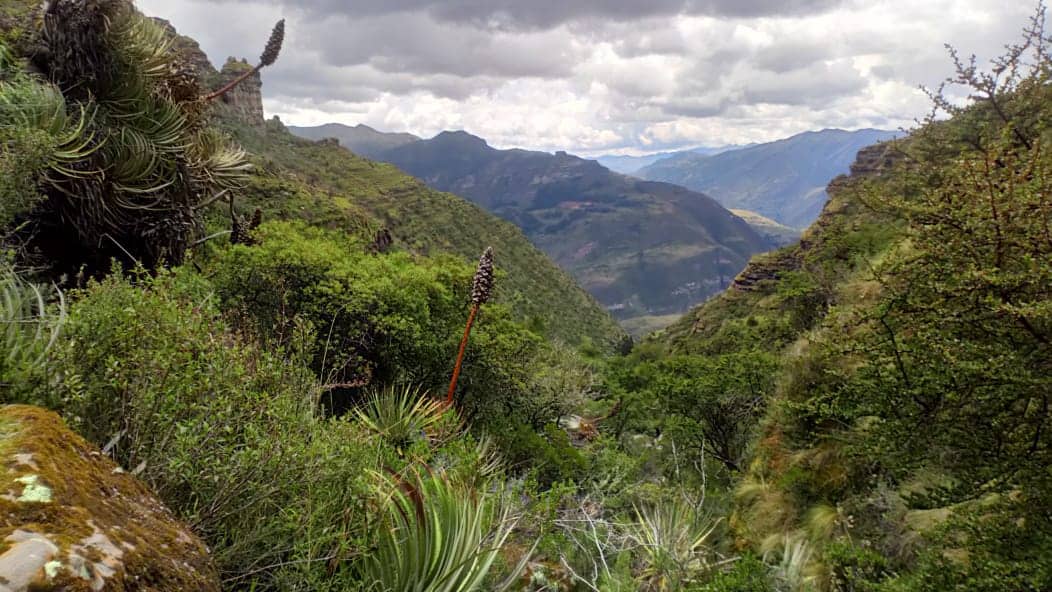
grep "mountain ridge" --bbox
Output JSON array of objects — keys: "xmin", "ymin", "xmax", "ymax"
[
  {"xmin": 369, "ymin": 129, "xmax": 773, "ymax": 323},
  {"xmin": 638, "ymin": 128, "xmax": 899, "ymax": 228}
]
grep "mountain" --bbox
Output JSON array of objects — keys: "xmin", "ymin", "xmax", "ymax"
[
  {"xmin": 226, "ymin": 121, "xmax": 626, "ymax": 347},
  {"xmin": 287, "ymin": 123, "xmax": 420, "ymax": 160},
  {"xmin": 367, "ymin": 130, "xmax": 772, "ymax": 323},
  {"xmin": 638, "ymin": 128, "xmax": 898, "ymax": 228},
  {"xmin": 594, "ymin": 144, "xmax": 745, "ymax": 175}
]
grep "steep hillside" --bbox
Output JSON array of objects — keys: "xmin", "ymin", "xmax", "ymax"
[
  {"xmin": 222, "ymin": 120, "xmax": 627, "ymax": 347},
  {"xmin": 640, "ymin": 128, "xmax": 898, "ymax": 228},
  {"xmin": 644, "ymin": 54, "xmax": 1052, "ymax": 586},
  {"xmin": 288, "ymin": 122, "xmax": 420, "ymax": 159},
  {"xmin": 371, "ymin": 131, "xmax": 772, "ymax": 322}
]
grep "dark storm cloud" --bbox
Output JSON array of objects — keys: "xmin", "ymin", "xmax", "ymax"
[
  {"xmin": 308, "ymin": 13, "xmax": 579, "ymax": 78},
  {"xmin": 262, "ymin": 0, "xmax": 845, "ymax": 30}
]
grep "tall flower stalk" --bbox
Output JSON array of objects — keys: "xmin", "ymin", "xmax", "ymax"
[
  {"xmin": 446, "ymin": 247, "xmax": 493, "ymax": 404},
  {"xmin": 202, "ymin": 19, "xmax": 285, "ymax": 101}
]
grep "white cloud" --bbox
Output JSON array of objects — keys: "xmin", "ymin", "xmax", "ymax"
[{"xmin": 137, "ymin": 0, "xmax": 1039, "ymax": 155}]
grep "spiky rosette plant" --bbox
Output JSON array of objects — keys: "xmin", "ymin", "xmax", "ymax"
[
  {"xmin": 202, "ymin": 19, "xmax": 284, "ymax": 102},
  {"xmin": 10, "ymin": 0, "xmax": 256, "ymax": 270},
  {"xmin": 446, "ymin": 247, "xmax": 494, "ymax": 404},
  {"xmin": 361, "ymin": 469, "xmax": 522, "ymax": 592}
]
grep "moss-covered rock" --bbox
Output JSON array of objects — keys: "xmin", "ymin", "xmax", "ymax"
[{"xmin": 0, "ymin": 405, "xmax": 219, "ymax": 591}]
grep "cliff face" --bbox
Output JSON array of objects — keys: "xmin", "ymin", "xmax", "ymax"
[
  {"xmin": 152, "ymin": 18, "xmax": 265, "ymax": 127},
  {"xmin": 218, "ymin": 58, "xmax": 265, "ymax": 126}
]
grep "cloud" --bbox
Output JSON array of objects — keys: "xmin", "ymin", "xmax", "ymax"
[
  {"xmin": 136, "ymin": 0, "xmax": 1040, "ymax": 155},
  {"xmin": 243, "ymin": 0, "xmax": 845, "ymax": 30}
]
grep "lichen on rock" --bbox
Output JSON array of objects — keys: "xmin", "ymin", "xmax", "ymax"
[{"xmin": 0, "ymin": 405, "xmax": 220, "ymax": 591}]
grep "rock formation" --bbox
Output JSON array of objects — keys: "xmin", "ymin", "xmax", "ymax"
[
  {"xmin": 0, "ymin": 405, "xmax": 220, "ymax": 591},
  {"xmin": 217, "ymin": 57, "xmax": 265, "ymax": 126},
  {"xmin": 152, "ymin": 18, "xmax": 266, "ymax": 127}
]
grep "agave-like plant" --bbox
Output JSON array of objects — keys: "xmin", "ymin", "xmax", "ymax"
[
  {"xmin": 355, "ymin": 384, "xmax": 449, "ymax": 449},
  {"xmin": 15, "ymin": 0, "xmax": 255, "ymax": 269},
  {"xmin": 766, "ymin": 536, "xmax": 816, "ymax": 592},
  {"xmin": 627, "ymin": 497, "xmax": 723, "ymax": 591},
  {"xmin": 361, "ymin": 470, "xmax": 522, "ymax": 592},
  {"xmin": 0, "ymin": 268, "xmax": 65, "ymax": 390}
]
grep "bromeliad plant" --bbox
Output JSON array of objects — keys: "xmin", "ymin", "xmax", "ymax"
[
  {"xmin": 0, "ymin": 267, "xmax": 65, "ymax": 396},
  {"xmin": 627, "ymin": 497, "xmax": 725, "ymax": 591},
  {"xmin": 356, "ymin": 384, "xmax": 449, "ymax": 450},
  {"xmin": 446, "ymin": 247, "xmax": 493, "ymax": 404},
  {"xmin": 7, "ymin": 0, "xmax": 269, "ymax": 270},
  {"xmin": 361, "ymin": 469, "xmax": 521, "ymax": 592}
]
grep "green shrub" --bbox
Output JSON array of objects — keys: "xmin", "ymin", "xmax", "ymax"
[
  {"xmin": 494, "ymin": 422, "xmax": 588, "ymax": 487},
  {"xmin": 695, "ymin": 554, "xmax": 773, "ymax": 592},
  {"xmin": 211, "ymin": 221, "xmax": 468, "ymax": 404},
  {"xmin": 47, "ymin": 269, "xmax": 381, "ymax": 589},
  {"xmin": 209, "ymin": 222, "xmax": 599, "ymax": 474}
]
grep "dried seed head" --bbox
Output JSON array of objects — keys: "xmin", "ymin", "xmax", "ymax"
[
  {"xmin": 260, "ymin": 19, "xmax": 285, "ymax": 67},
  {"xmin": 249, "ymin": 208, "xmax": 263, "ymax": 230},
  {"xmin": 471, "ymin": 247, "xmax": 494, "ymax": 305}
]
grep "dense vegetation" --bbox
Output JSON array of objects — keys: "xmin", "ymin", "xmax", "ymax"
[
  {"xmin": 223, "ymin": 120, "xmax": 626, "ymax": 348},
  {"xmin": 1, "ymin": 1, "xmax": 1050, "ymax": 591},
  {"xmin": 293, "ymin": 128, "xmax": 773, "ymax": 326}
]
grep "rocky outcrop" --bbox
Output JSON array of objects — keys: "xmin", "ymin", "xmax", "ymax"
[
  {"xmin": 218, "ymin": 57, "xmax": 265, "ymax": 126},
  {"xmin": 0, "ymin": 405, "xmax": 220, "ymax": 591},
  {"xmin": 152, "ymin": 18, "xmax": 266, "ymax": 127},
  {"xmin": 730, "ymin": 141, "xmax": 901, "ymax": 292}
]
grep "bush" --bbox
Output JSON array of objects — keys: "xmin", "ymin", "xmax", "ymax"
[
  {"xmin": 695, "ymin": 554, "xmax": 773, "ymax": 592},
  {"xmin": 209, "ymin": 222, "xmax": 599, "ymax": 474},
  {"xmin": 47, "ymin": 268, "xmax": 381, "ymax": 589},
  {"xmin": 211, "ymin": 221, "xmax": 469, "ymax": 407}
]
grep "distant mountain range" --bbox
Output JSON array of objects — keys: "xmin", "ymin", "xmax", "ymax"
[
  {"xmin": 287, "ymin": 123, "xmax": 419, "ymax": 160},
  {"xmin": 595, "ymin": 145, "xmax": 747, "ymax": 175},
  {"xmin": 378, "ymin": 131, "xmax": 772, "ymax": 321},
  {"xmin": 637, "ymin": 128, "xmax": 899, "ymax": 228},
  {"xmin": 288, "ymin": 123, "xmax": 892, "ymax": 326}
]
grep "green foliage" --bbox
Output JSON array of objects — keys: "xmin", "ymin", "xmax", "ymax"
[
  {"xmin": 493, "ymin": 422, "xmax": 588, "ymax": 487},
  {"xmin": 0, "ymin": 265, "xmax": 64, "ymax": 402},
  {"xmin": 628, "ymin": 497, "xmax": 724, "ymax": 591},
  {"xmin": 211, "ymin": 221, "xmax": 468, "ymax": 396},
  {"xmin": 210, "ymin": 221, "xmax": 597, "ymax": 476},
  {"xmin": 360, "ymin": 470, "xmax": 521, "ymax": 592},
  {"xmin": 355, "ymin": 383, "xmax": 450, "ymax": 449},
  {"xmin": 9, "ymin": 0, "xmax": 250, "ymax": 269},
  {"xmin": 0, "ymin": 42, "xmax": 96, "ymax": 227},
  {"xmin": 880, "ymin": 497, "xmax": 1052, "ymax": 591},
  {"xmin": 609, "ymin": 349, "xmax": 778, "ymax": 476},
  {"xmin": 695, "ymin": 555, "xmax": 773, "ymax": 592},
  {"xmin": 42, "ymin": 269, "xmax": 381, "ymax": 589}
]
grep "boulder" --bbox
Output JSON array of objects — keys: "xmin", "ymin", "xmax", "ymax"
[{"xmin": 0, "ymin": 405, "xmax": 220, "ymax": 591}]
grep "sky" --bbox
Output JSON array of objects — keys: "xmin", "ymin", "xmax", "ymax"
[{"xmin": 138, "ymin": 0, "xmax": 1036, "ymax": 156}]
